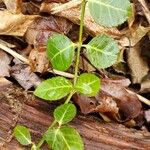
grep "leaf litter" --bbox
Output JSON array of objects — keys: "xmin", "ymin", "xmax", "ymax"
[{"xmin": 0, "ymin": 0, "xmax": 150, "ymax": 137}]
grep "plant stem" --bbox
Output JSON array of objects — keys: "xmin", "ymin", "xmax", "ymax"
[
  {"xmin": 37, "ymin": 1, "xmax": 86, "ymax": 148},
  {"xmin": 74, "ymin": 0, "xmax": 86, "ymax": 85}
]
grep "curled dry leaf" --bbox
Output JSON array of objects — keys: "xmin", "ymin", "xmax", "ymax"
[
  {"xmin": 73, "ymin": 77, "xmax": 142, "ymax": 122},
  {"xmin": 127, "ymin": 43, "xmax": 149, "ymax": 84},
  {"xmin": 10, "ymin": 63, "xmax": 41, "ymax": 90},
  {"xmin": 0, "ymin": 10, "xmax": 38, "ymax": 36},
  {"xmin": 119, "ymin": 25, "xmax": 150, "ymax": 47},
  {"xmin": 3, "ymin": 0, "xmax": 22, "ymax": 13},
  {"xmin": 29, "ymin": 49, "xmax": 49, "ymax": 73},
  {"xmin": 0, "ymin": 50, "xmax": 11, "ymax": 77},
  {"xmin": 25, "ymin": 15, "xmax": 73, "ymax": 48},
  {"xmin": 40, "ymin": 2, "xmax": 122, "ymax": 38}
]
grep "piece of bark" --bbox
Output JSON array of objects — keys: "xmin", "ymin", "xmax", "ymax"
[{"xmin": 0, "ymin": 85, "xmax": 150, "ymax": 150}]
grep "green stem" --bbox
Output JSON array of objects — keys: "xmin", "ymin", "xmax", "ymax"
[
  {"xmin": 74, "ymin": 0, "xmax": 86, "ymax": 85},
  {"xmin": 36, "ymin": 0, "xmax": 86, "ymax": 148}
]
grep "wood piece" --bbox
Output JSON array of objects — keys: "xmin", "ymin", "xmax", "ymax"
[{"xmin": 0, "ymin": 85, "xmax": 150, "ymax": 150}]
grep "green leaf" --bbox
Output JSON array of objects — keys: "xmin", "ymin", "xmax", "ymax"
[
  {"xmin": 54, "ymin": 103, "xmax": 76, "ymax": 125},
  {"xmin": 31, "ymin": 144, "xmax": 40, "ymax": 150},
  {"xmin": 88, "ymin": 0, "xmax": 132, "ymax": 27},
  {"xmin": 85, "ymin": 34, "xmax": 119, "ymax": 69},
  {"xmin": 45, "ymin": 126, "xmax": 84, "ymax": 150},
  {"xmin": 13, "ymin": 125, "xmax": 32, "ymax": 146},
  {"xmin": 34, "ymin": 77, "xmax": 73, "ymax": 101},
  {"xmin": 75, "ymin": 73, "xmax": 100, "ymax": 97},
  {"xmin": 47, "ymin": 33, "xmax": 75, "ymax": 71}
]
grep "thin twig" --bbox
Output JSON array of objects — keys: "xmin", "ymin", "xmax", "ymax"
[{"xmin": 0, "ymin": 43, "xmax": 30, "ymax": 64}]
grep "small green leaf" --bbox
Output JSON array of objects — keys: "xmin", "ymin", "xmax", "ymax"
[
  {"xmin": 45, "ymin": 126, "xmax": 84, "ymax": 150},
  {"xmin": 34, "ymin": 77, "xmax": 73, "ymax": 101},
  {"xmin": 54, "ymin": 103, "xmax": 76, "ymax": 125},
  {"xmin": 88, "ymin": 0, "xmax": 132, "ymax": 27},
  {"xmin": 85, "ymin": 34, "xmax": 119, "ymax": 69},
  {"xmin": 13, "ymin": 125, "xmax": 32, "ymax": 146},
  {"xmin": 47, "ymin": 33, "xmax": 75, "ymax": 71},
  {"xmin": 75, "ymin": 73, "xmax": 100, "ymax": 97}
]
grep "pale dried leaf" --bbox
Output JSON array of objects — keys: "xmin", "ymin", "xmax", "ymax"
[
  {"xmin": 127, "ymin": 43, "xmax": 149, "ymax": 84},
  {"xmin": 3, "ymin": 0, "xmax": 22, "ymax": 13},
  {"xmin": 119, "ymin": 25, "xmax": 150, "ymax": 47},
  {"xmin": 0, "ymin": 50, "xmax": 11, "ymax": 77},
  {"xmin": 40, "ymin": 2, "xmax": 122, "ymax": 38},
  {"xmin": 0, "ymin": 10, "xmax": 38, "ymax": 36}
]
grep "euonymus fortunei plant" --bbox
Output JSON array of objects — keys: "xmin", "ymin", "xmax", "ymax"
[{"xmin": 13, "ymin": 0, "xmax": 132, "ymax": 149}]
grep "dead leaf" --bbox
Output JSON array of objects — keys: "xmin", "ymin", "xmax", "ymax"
[
  {"xmin": 127, "ymin": 43, "xmax": 149, "ymax": 84},
  {"xmin": 101, "ymin": 78, "xmax": 142, "ymax": 121},
  {"xmin": 29, "ymin": 49, "xmax": 49, "ymax": 73},
  {"xmin": 25, "ymin": 15, "xmax": 73, "ymax": 47},
  {"xmin": 140, "ymin": 74, "xmax": 150, "ymax": 93},
  {"xmin": 10, "ymin": 63, "xmax": 41, "ymax": 90},
  {"xmin": 73, "ymin": 77, "xmax": 141, "ymax": 122},
  {"xmin": 119, "ymin": 25, "xmax": 150, "ymax": 47},
  {"xmin": 40, "ymin": 2, "xmax": 122, "ymax": 38},
  {"xmin": 3, "ymin": 0, "xmax": 22, "ymax": 13},
  {"xmin": 0, "ymin": 50, "xmax": 11, "ymax": 77},
  {"xmin": 0, "ymin": 10, "xmax": 38, "ymax": 36}
]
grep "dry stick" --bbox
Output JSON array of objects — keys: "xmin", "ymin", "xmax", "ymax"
[
  {"xmin": 0, "ymin": 43, "xmax": 75, "ymax": 78},
  {"xmin": 138, "ymin": 0, "xmax": 150, "ymax": 24}
]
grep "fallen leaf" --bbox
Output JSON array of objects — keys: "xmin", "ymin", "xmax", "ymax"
[
  {"xmin": 10, "ymin": 63, "xmax": 41, "ymax": 90},
  {"xmin": 73, "ymin": 77, "xmax": 142, "ymax": 122},
  {"xmin": 101, "ymin": 78, "xmax": 142, "ymax": 121},
  {"xmin": 0, "ymin": 10, "xmax": 38, "ymax": 36},
  {"xmin": 127, "ymin": 43, "xmax": 149, "ymax": 84},
  {"xmin": 40, "ymin": 2, "xmax": 122, "ymax": 38},
  {"xmin": 25, "ymin": 15, "xmax": 73, "ymax": 48},
  {"xmin": 0, "ymin": 50, "xmax": 11, "ymax": 77},
  {"xmin": 29, "ymin": 49, "xmax": 49, "ymax": 73},
  {"xmin": 119, "ymin": 25, "xmax": 150, "ymax": 47},
  {"xmin": 3, "ymin": 0, "xmax": 22, "ymax": 13},
  {"xmin": 140, "ymin": 75, "xmax": 150, "ymax": 93}
]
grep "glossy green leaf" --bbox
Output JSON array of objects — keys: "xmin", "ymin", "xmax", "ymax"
[
  {"xmin": 54, "ymin": 103, "xmax": 76, "ymax": 125},
  {"xmin": 85, "ymin": 34, "xmax": 119, "ymax": 69},
  {"xmin": 34, "ymin": 77, "xmax": 73, "ymax": 101},
  {"xmin": 45, "ymin": 126, "xmax": 84, "ymax": 150},
  {"xmin": 75, "ymin": 73, "xmax": 100, "ymax": 97},
  {"xmin": 47, "ymin": 33, "xmax": 75, "ymax": 71},
  {"xmin": 88, "ymin": 0, "xmax": 132, "ymax": 27},
  {"xmin": 13, "ymin": 125, "xmax": 32, "ymax": 146}
]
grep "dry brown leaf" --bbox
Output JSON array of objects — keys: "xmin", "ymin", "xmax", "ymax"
[
  {"xmin": 0, "ymin": 10, "xmax": 38, "ymax": 36},
  {"xmin": 127, "ymin": 43, "xmax": 149, "ymax": 84},
  {"xmin": 73, "ymin": 77, "xmax": 142, "ymax": 122},
  {"xmin": 144, "ymin": 109, "xmax": 150, "ymax": 124},
  {"xmin": 101, "ymin": 78, "xmax": 142, "ymax": 121},
  {"xmin": 140, "ymin": 74, "xmax": 150, "ymax": 93},
  {"xmin": 10, "ymin": 63, "xmax": 41, "ymax": 90},
  {"xmin": 0, "ymin": 50, "xmax": 11, "ymax": 77},
  {"xmin": 3, "ymin": 0, "xmax": 22, "ymax": 13},
  {"xmin": 119, "ymin": 25, "xmax": 150, "ymax": 47},
  {"xmin": 25, "ymin": 16, "xmax": 73, "ymax": 47},
  {"xmin": 29, "ymin": 49, "xmax": 49, "ymax": 73},
  {"xmin": 40, "ymin": 2, "xmax": 122, "ymax": 38}
]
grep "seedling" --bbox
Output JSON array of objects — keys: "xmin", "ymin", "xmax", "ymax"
[{"xmin": 13, "ymin": 0, "xmax": 132, "ymax": 149}]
